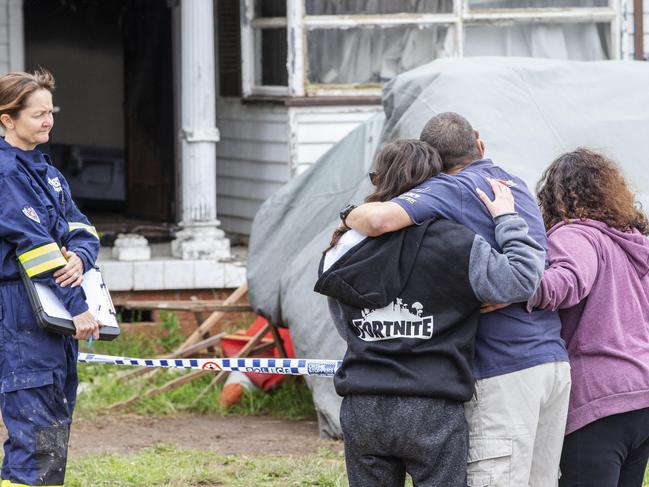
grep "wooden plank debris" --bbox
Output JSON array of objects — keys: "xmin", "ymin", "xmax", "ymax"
[{"xmin": 108, "ymin": 283, "xmax": 287, "ymax": 410}]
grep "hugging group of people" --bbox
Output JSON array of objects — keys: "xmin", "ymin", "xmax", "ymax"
[{"xmin": 315, "ymin": 112, "xmax": 649, "ymax": 487}]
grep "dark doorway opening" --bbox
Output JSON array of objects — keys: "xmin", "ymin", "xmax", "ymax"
[{"xmin": 23, "ymin": 0, "xmax": 176, "ymax": 223}]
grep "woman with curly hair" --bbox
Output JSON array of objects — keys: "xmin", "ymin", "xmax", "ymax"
[{"xmin": 529, "ymin": 148, "xmax": 649, "ymax": 487}]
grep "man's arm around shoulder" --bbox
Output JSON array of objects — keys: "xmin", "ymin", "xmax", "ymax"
[{"xmin": 346, "ymin": 202, "xmax": 413, "ymax": 237}]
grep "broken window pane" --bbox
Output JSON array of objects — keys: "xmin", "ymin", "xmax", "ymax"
[
  {"xmin": 255, "ymin": 28, "xmax": 288, "ymax": 86},
  {"xmin": 307, "ymin": 25, "xmax": 453, "ymax": 85},
  {"xmin": 305, "ymin": 0, "xmax": 453, "ymax": 15},
  {"xmin": 468, "ymin": 0, "xmax": 607, "ymax": 9},
  {"xmin": 464, "ymin": 22, "xmax": 611, "ymax": 60}
]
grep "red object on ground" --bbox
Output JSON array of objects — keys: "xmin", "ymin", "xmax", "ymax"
[
  {"xmin": 219, "ymin": 383, "xmax": 245, "ymax": 407},
  {"xmin": 220, "ymin": 316, "xmax": 295, "ymax": 390}
]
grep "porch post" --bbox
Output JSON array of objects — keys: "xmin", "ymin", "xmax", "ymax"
[{"xmin": 172, "ymin": 0, "xmax": 230, "ymax": 260}]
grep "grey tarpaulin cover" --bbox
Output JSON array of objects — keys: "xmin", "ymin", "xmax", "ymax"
[{"xmin": 247, "ymin": 57, "xmax": 649, "ymax": 438}]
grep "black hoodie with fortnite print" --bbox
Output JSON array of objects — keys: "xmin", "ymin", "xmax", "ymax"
[{"xmin": 314, "ymin": 214, "xmax": 544, "ymax": 402}]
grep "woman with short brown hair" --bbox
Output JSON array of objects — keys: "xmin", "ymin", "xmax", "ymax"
[
  {"xmin": 0, "ymin": 69, "xmax": 100, "ymax": 486},
  {"xmin": 530, "ymin": 148, "xmax": 649, "ymax": 487}
]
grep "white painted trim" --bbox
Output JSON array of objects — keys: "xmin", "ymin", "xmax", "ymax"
[
  {"xmin": 287, "ymin": 0, "xmax": 305, "ymax": 96},
  {"xmin": 240, "ymin": 0, "xmax": 255, "ymax": 97},
  {"xmin": 304, "ymin": 87, "xmax": 382, "ymax": 97},
  {"xmin": 7, "ymin": 0, "xmax": 23, "ymax": 71},
  {"xmin": 249, "ymin": 85, "xmax": 291, "ymax": 96},
  {"xmin": 251, "ymin": 17, "xmax": 287, "ymax": 28},
  {"xmin": 610, "ymin": 0, "xmax": 622, "ymax": 58},
  {"xmin": 465, "ymin": 7, "xmax": 616, "ymax": 23},
  {"xmin": 303, "ymin": 13, "xmax": 459, "ymax": 28},
  {"xmin": 456, "ymin": 0, "xmax": 466, "ymax": 57},
  {"xmin": 287, "ymin": 107, "xmax": 299, "ymax": 177},
  {"xmin": 620, "ymin": 0, "xmax": 630, "ymax": 59},
  {"xmin": 178, "ymin": 0, "xmax": 222, "ymax": 232},
  {"xmin": 179, "ymin": 127, "xmax": 220, "ymax": 142},
  {"xmin": 301, "ymin": 8, "xmax": 615, "ymax": 28}
]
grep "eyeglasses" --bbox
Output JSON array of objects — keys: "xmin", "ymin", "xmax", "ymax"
[{"xmin": 368, "ymin": 171, "xmax": 379, "ymax": 185}]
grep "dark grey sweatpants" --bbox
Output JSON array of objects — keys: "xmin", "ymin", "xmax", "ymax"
[{"xmin": 340, "ymin": 394, "xmax": 468, "ymax": 487}]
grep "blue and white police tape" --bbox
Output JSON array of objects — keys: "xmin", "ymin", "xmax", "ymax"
[{"xmin": 78, "ymin": 353, "xmax": 342, "ymax": 377}]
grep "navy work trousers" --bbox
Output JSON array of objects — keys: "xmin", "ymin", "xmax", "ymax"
[
  {"xmin": 560, "ymin": 406, "xmax": 649, "ymax": 487},
  {"xmin": 0, "ymin": 281, "xmax": 78, "ymax": 486}
]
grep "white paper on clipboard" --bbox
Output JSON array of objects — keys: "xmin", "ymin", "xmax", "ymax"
[{"xmin": 34, "ymin": 268, "xmax": 119, "ymax": 329}]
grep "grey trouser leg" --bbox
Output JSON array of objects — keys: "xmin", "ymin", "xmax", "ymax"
[
  {"xmin": 340, "ymin": 394, "xmax": 468, "ymax": 487},
  {"xmin": 465, "ymin": 361, "xmax": 571, "ymax": 487}
]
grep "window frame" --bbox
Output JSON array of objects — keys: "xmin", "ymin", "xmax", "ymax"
[{"xmin": 241, "ymin": 0, "xmax": 626, "ymax": 98}]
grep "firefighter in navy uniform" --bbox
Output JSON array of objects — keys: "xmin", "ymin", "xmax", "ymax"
[{"xmin": 0, "ymin": 70, "xmax": 100, "ymax": 486}]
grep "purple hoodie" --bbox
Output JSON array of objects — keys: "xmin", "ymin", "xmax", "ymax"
[{"xmin": 528, "ymin": 219, "xmax": 649, "ymax": 435}]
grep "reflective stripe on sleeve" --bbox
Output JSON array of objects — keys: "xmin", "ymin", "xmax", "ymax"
[
  {"xmin": 68, "ymin": 222, "xmax": 99, "ymax": 239},
  {"xmin": 18, "ymin": 242, "xmax": 67, "ymax": 277}
]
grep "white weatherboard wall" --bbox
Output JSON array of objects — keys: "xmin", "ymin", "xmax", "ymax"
[
  {"xmin": 216, "ymin": 99, "xmax": 383, "ymax": 235},
  {"xmin": 216, "ymin": 99, "xmax": 291, "ymax": 236},
  {"xmin": 290, "ymin": 105, "xmax": 383, "ymax": 175},
  {"xmin": 0, "ymin": 0, "xmax": 23, "ymax": 74}
]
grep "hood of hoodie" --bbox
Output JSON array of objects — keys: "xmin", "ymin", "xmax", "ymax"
[
  {"xmin": 314, "ymin": 220, "xmax": 432, "ymax": 310},
  {"xmin": 549, "ymin": 218, "xmax": 649, "ymax": 278}
]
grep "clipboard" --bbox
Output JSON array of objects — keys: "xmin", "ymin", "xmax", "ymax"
[{"xmin": 20, "ymin": 266, "xmax": 120, "ymax": 341}]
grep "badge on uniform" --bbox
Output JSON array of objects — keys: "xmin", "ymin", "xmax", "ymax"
[
  {"xmin": 21, "ymin": 205, "xmax": 40, "ymax": 223},
  {"xmin": 47, "ymin": 176, "xmax": 62, "ymax": 192}
]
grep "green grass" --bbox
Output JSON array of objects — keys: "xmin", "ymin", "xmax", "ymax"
[
  {"xmin": 80, "ymin": 322, "xmax": 159, "ymax": 359},
  {"xmin": 156, "ymin": 311, "xmax": 185, "ymax": 352},
  {"xmin": 64, "ymin": 442, "xmax": 649, "ymax": 487},
  {"xmin": 65, "ymin": 444, "xmax": 347, "ymax": 487},
  {"xmin": 76, "ymin": 364, "xmax": 315, "ymax": 419},
  {"xmin": 76, "ymin": 317, "xmax": 316, "ymax": 419},
  {"xmin": 65, "ymin": 444, "xmax": 417, "ymax": 487}
]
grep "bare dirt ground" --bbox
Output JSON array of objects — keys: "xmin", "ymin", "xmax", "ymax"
[{"xmin": 66, "ymin": 414, "xmax": 342, "ymax": 457}]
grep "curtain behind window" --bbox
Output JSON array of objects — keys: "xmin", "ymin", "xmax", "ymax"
[
  {"xmin": 307, "ymin": 0, "xmax": 454, "ymax": 85},
  {"xmin": 306, "ymin": 0, "xmax": 610, "ymax": 85}
]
